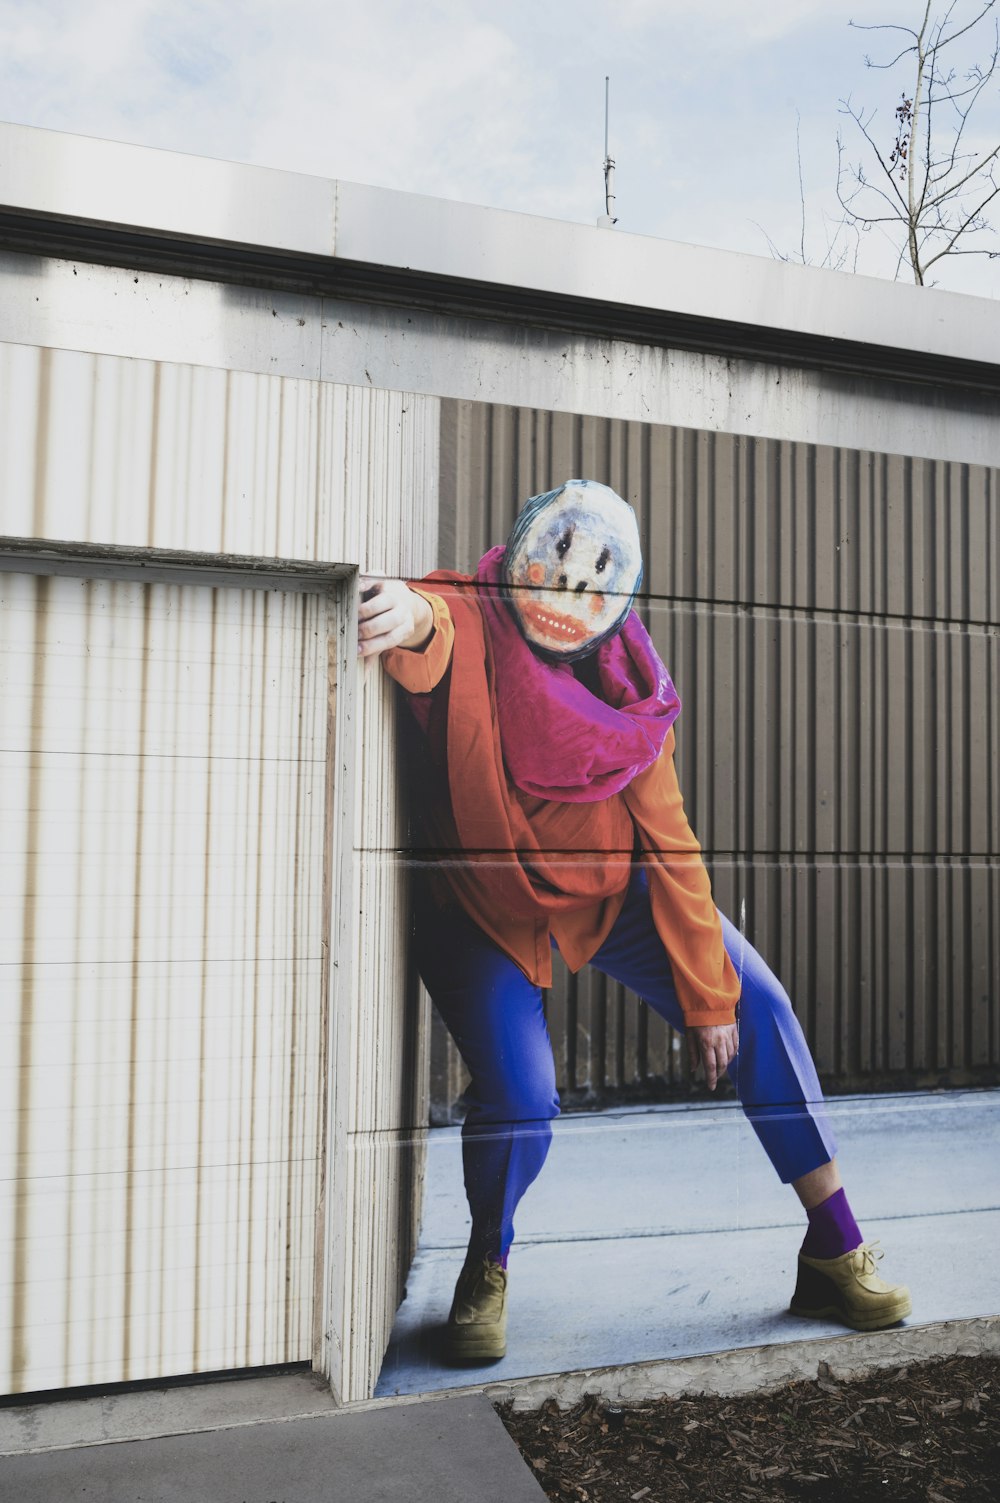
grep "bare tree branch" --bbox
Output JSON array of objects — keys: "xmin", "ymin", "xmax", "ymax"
[
  {"xmin": 936, "ymin": 0, "xmax": 996, "ymax": 51},
  {"xmin": 892, "ymin": 236, "xmax": 912, "ymax": 278},
  {"xmin": 765, "ymin": 4, "xmax": 999, "ymax": 286},
  {"xmin": 835, "ymin": 2, "xmax": 1000, "ymax": 284},
  {"xmin": 839, "ymin": 98, "xmax": 912, "ymax": 211},
  {"xmin": 937, "ymin": 138, "xmax": 1000, "ymax": 197},
  {"xmin": 930, "ymin": 54, "xmax": 995, "ymax": 184},
  {"xmin": 934, "ymin": 0, "xmax": 967, "ymax": 49},
  {"xmin": 859, "ymin": 41, "xmax": 922, "ymax": 69},
  {"xmin": 795, "ymin": 110, "xmax": 807, "ymax": 265},
  {"xmin": 921, "ymin": 176, "xmax": 1000, "ymax": 266},
  {"xmin": 848, "ymin": 17, "xmax": 922, "ymax": 41}
]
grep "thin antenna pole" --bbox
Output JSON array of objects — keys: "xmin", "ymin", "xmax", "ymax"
[{"xmin": 599, "ymin": 74, "xmax": 617, "ymax": 227}]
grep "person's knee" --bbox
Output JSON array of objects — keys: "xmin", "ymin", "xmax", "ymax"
[
  {"xmin": 739, "ymin": 969, "xmax": 795, "ymax": 1036},
  {"xmin": 514, "ymin": 1063, "xmax": 560, "ymax": 1122},
  {"xmin": 479, "ymin": 1058, "xmax": 559, "ymax": 1123}
]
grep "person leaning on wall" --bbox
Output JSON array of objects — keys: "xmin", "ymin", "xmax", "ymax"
[{"xmin": 358, "ymin": 479, "xmax": 911, "ymax": 1363}]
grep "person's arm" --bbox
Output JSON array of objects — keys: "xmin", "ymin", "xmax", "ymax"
[
  {"xmin": 358, "ymin": 577, "xmax": 455, "ymax": 692},
  {"xmin": 624, "ymin": 727, "xmax": 741, "ymax": 1088}
]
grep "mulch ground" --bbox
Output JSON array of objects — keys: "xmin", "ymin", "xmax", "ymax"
[{"xmin": 498, "ymin": 1355, "xmax": 1000, "ymax": 1503}]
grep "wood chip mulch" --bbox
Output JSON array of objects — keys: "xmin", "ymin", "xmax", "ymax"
[{"xmin": 498, "ymin": 1355, "xmax": 1000, "ymax": 1503}]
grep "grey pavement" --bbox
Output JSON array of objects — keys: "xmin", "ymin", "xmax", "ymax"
[
  {"xmin": 0, "ymin": 1391, "xmax": 547, "ymax": 1502},
  {"xmin": 376, "ymin": 1088, "xmax": 1000, "ymax": 1396},
  {"xmin": 1, "ymin": 1090, "xmax": 995, "ymax": 1503}
]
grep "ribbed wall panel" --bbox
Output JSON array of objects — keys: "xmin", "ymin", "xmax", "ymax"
[
  {"xmin": 440, "ymin": 405, "xmax": 1000, "ymax": 625},
  {"xmin": 0, "ymin": 343, "xmax": 435, "ymax": 578},
  {"xmin": 0, "ymin": 339, "xmax": 440, "ymax": 1401},
  {"xmin": 0, "ymin": 576, "xmax": 328, "ymax": 1394},
  {"xmin": 432, "ymin": 401, "xmax": 1000, "ymax": 1111},
  {"xmin": 337, "ymin": 395, "xmax": 439, "ymax": 1400}
]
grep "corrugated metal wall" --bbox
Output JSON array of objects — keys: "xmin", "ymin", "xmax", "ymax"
[
  {"xmin": 432, "ymin": 399, "xmax": 1000, "ymax": 1113},
  {"xmin": 0, "ymin": 339, "xmax": 439, "ymax": 1401}
]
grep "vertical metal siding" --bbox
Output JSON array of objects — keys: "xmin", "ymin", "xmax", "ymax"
[
  {"xmin": 331, "ymin": 388, "xmax": 440, "ymax": 1401},
  {"xmin": 0, "ymin": 575, "xmax": 328, "ymax": 1393},
  {"xmin": 0, "ymin": 344, "xmax": 435, "ymax": 579},
  {"xmin": 0, "ymin": 339, "xmax": 440, "ymax": 1401},
  {"xmin": 433, "ymin": 400, "xmax": 1000, "ymax": 1112}
]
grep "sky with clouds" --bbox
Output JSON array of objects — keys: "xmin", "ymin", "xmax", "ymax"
[{"xmin": 2, "ymin": 0, "xmax": 999, "ymax": 296}]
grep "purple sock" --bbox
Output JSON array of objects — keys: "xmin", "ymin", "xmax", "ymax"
[
  {"xmin": 488, "ymin": 1251, "xmax": 508, "ymax": 1270},
  {"xmin": 800, "ymin": 1187, "xmax": 863, "ymax": 1259}
]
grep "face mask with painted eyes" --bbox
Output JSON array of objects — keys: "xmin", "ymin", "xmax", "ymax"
[{"xmin": 502, "ymin": 480, "xmax": 643, "ymax": 660}]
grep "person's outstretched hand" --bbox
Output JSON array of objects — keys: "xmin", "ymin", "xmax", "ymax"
[
  {"xmin": 686, "ymin": 1023, "xmax": 739, "ymax": 1091},
  {"xmin": 358, "ymin": 577, "xmax": 434, "ymax": 659}
]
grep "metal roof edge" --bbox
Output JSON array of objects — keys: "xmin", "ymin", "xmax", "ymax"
[{"xmin": 1, "ymin": 120, "xmax": 998, "ymax": 388}]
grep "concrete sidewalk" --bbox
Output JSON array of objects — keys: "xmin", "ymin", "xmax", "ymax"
[
  {"xmin": 0, "ymin": 1386, "xmax": 547, "ymax": 1502},
  {"xmin": 376, "ymin": 1088, "xmax": 1000, "ymax": 1396},
  {"xmin": 0, "ymin": 1089, "xmax": 995, "ymax": 1502}
]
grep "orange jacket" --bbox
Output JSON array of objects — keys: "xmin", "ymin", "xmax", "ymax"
[{"xmin": 383, "ymin": 585, "xmax": 740, "ymax": 1027}]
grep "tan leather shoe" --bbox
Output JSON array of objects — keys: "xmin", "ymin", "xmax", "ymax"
[
  {"xmin": 445, "ymin": 1256, "xmax": 508, "ymax": 1362},
  {"xmin": 790, "ymin": 1241, "xmax": 912, "ymax": 1331}
]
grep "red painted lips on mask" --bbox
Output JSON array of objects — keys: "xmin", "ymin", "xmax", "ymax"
[{"xmin": 518, "ymin": 598, "xmax": 591, "ymax": 644}]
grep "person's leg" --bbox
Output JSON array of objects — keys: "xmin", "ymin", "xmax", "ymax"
[
  {"xmin": 413, "ymin": 889, "xmax": 560, "ymax": 1264},
  {"xmin": 697, "ymin": 914, "xmax": 867, "ymax": 1263},
  {"xmin": 587, "ymin": 869, "xmax": 910, "ymax": 1329},
  {"xmin": 589, "ymin": 871, "xmax": 838, "ymax": 1184}
]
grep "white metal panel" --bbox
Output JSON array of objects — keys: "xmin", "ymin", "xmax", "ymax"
[
  {"xmin": 0, "ymin": 331, "xmax": 442, "ymax": 1401},
  {"xmin": 0, "ymin": 265, "xmax": 326, "ymax": 382},
  {"xmin": 315, "ymin": 413, "xmax": 440, "ymax": 1398},
  {"xmin": 0, "ymin": 573, "xmax": 329, "ymax": 1393},
  {"xmin": 3, "ymin": 121, "xmax": 999, "ymax": 369},
  {"xmin": 0, "ymin": 122, "xmax": 337, "ymax": 257},
  {"xmin": 0, "ymin": 343, "xmax": 441, "ymax": 573},
  {"xmin": 2, "ymin": 261, "xmax": 998, "ymax": 469}
]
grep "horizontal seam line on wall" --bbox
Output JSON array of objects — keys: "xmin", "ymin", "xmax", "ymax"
[
  {"xmin": 0, "ymin": 749, "xmax": 327, "ymax": 765},
  {"xmin": 356, "ymin": 849, "xmax": 1000, "ymax": 861},
  {"xmin": 631, "ymin": 597, "xmax": 1000, "ymax": 632},
  {"xmin": 0, "ymin": 956, "xmax": 325, "ymax": 968}
]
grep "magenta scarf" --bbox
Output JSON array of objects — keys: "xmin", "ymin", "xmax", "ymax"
[{"xmin": 475, "ymin": 547, "xmax": 681, "ymax": 803}]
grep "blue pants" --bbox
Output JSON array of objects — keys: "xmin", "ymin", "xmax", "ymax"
[{"xmin": 414, "ymin": 870, "xmax": 838, "ymax": 1259}]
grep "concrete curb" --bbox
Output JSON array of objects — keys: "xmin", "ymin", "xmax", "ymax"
[
  {"xmin": 2, "ymin": 1316, "xmax": 996, "ymax": 1459},
  {"xmin": 480, "ymin": 1315, "xmax": 1000, "ymax": 1411}
]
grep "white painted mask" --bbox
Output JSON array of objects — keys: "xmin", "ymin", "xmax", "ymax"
[{"xmin": 502, "ymin": 480, "xmax": 643, "ymax": 660}]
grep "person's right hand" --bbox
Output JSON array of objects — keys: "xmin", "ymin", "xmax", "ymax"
[
  {"xmin": 358, "ymin": 577, "xmax": 434, "ymax": 659},
  {"xmin": 686, "ymin": 1022, "xmax": 739, "ymax": 1091}
]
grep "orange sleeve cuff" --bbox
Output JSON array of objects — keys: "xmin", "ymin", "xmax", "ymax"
[{"xmin": 380, "ymin": 589, "xmax": 455, "ymax": 694}]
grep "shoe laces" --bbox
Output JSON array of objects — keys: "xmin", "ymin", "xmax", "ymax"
[
  {"xmin": 852, "ymin": 1240, "xmax": 883, "ymax": 1274},
  {"xmin": 464, "ymin": 1256, "xmax": 506, "ymax": 1293}
]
